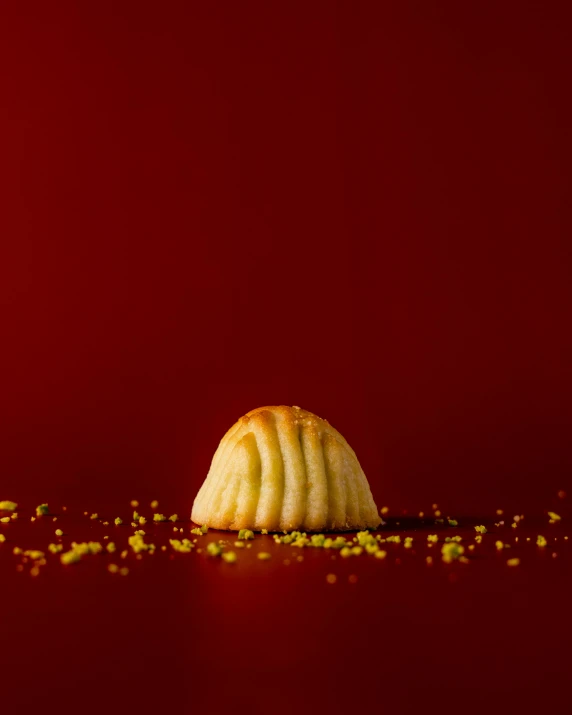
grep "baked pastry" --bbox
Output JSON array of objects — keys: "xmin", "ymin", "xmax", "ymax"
[{"xmin": 191, "ymin": 405, "xmax": 381, "ymax": 532}]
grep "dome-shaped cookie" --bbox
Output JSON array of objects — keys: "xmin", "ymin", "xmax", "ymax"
[{"xmin": 191, "ymin": 406, "xmax": 381, "ymax": 532}]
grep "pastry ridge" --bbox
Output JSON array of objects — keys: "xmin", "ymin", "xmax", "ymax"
[{"xmin": 191, "ymin": 405, "xmax": 381, "ymax": 532}]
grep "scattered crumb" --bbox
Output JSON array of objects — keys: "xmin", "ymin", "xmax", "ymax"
[
  {"xmin": 548, "ymin": 512, "xmax": 561, "ymax": 524},
  {"xmin": 153, "ymin": 513, "xmax": 166, "ymax": 522},
  {"xmin": 222, "ymin": 551, "xmax": 237, "ymax": 563},
  {"xmin": 261, "ymin": 528, "xmax": 268, "ymax": 534},
  {"xmin": 404, "ymin": 537, "xmax": 413, "ymax": 549},
  {"xmin": 90, "ymin": 513, "xmax": 98, "ymax": 520},
  {"xmin": 114, "ymin": 517, "xmax": 123, "ymax": 526},
  {"xmin": 0, "ymin": 501, "xmax": 18, "ymax": 511},
  {"xmin": 434, "ymin": 510, "xmax": 441, "ymax": 517},
  {"xmin": 474, "ymin": 525, "xmax": 487, "ymax": 534},
  {"xmin": 206, "ymin": 542, "xmax": 222, "ymax": 557},
  {"xmin": 128, "ymin": 533, "xmax": 156, "ymax": 554},
  {"xmin": 150, "ymin": 500, "xmax": 159, "ymax": 509},
  {"xmin": 108, "ymin": 564, "xmax": 119, "ymax": 573},
  {"xmin": 326, "ymin": 573, "xmax": 337, "ymax": 584},
  {"xmin": 237, "ymin": 529, "xmax": 254, "ymax": 540},
  {"xmin": 374, "ymin": 550, "xmax": 387, "ymax": 560},
  {"xmin": 427, "ymin": 534, "xmax": 438, "ymax": 543},
  {"xmin": 447, "ymin": 518, "xmax": 458, "ymax": 527},
  {"xmin": 0, "ymin": 517, "xmax": 10, "ymax": 523},
  {"xmin": 55, "ymin": 529, "xmax": 63, "ymax": 536},
  {"xmin": 507, "ymin": 558, "xmax": 520, "ymax": 567},
  {"xmin": 426, "ymin": 556, "xmax": 433, "ymax": 565},
  {"xmin": 169, "ymin": 514, "xmax": 178, "ymax": 522},
  {"xmin": 496, "ymin": 509, "xmax": 503, "ymax": 515},
  {"xmin": 0, "ymin": 534, "xmax": 5, "ymax": 543},
  {"xmin": 380, "ymin": 506, "xmax": 389, "ymax": 515},
  {"xmin": 441, "ymin": 542, "xmax": 465, "ymax": 563},
  {"xmin": 119, "ymin": 567, "xmax": 129, "ymax": 576},
  {"xmin": 536, "ymin": 535, "xmax": 547, "ymax": 547},
  {"xmin": 170, "ymin": 538, "xmax": 194, "ymax": 553}
]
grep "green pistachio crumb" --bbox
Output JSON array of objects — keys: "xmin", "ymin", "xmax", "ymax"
[
  {"xmin": 441, "ymin": 542, "xmax": 465, "ymax": 563},
  {"xmin": 237, "ymin": 529, "xmax": 254, "ymax": 540},
  {"xmin": 0, "ymin": 501, "xmax": 18, "ymax": 511},
  {"xmin": 207, "ymin": 542, "xmax": 222, "ymax": 557}
]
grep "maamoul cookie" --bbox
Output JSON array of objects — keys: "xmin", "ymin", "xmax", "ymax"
[{"xmin": 191, "ymin": 406, "xmax": 381, "ymax": 532}]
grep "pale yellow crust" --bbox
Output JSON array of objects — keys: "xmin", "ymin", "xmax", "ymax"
[{"xmin": 191, "ymin": 406, "xmax": 381, "ymax": 532}]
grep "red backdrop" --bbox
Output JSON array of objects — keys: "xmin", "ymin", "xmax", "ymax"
[{"xmin": 1, "ymin": 1, "xmax": 571, "ymax": 517}]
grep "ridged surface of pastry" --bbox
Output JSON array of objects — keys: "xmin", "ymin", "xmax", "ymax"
[{"xmin": 192, "ymin": 406, "xmax": 381, "ymax": 532}]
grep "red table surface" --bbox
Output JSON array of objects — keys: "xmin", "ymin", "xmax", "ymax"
[{"xmin": 1, "ymin": 504, "xmax": 570, "ymax": 714}]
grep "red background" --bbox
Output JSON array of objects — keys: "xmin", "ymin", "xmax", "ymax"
[
  {"xmin": 1, "ymin": 4, "xmax": 572, "ymax": 715},
  {"xmin": 1, "ymin": 1, "xmax": 571, "ymax": 515}
]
